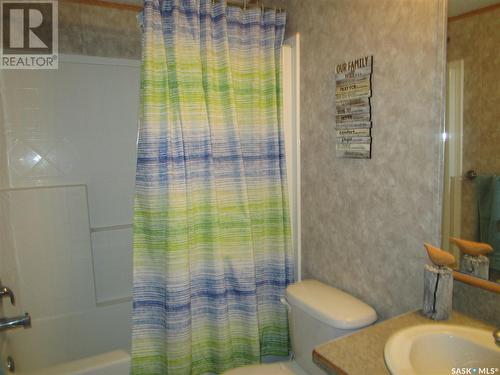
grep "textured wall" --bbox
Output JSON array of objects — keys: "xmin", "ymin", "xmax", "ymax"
[
  {"xmin": 453, "ymin": 281, "xmax": 500, "ymax": 326},
  {"xmin": 285, "ymin": 0, "xmax": 447, "ymax": 320},
  {"xmin": 59, "ymin": 1, "xmax": 141, "ymax": 58},
  {"xmin": 447, "ymin": 8, "xmax": 500, "ymax": 242},
  {"xmin": 58, "ymin": 0, "xmax": 285, "ymax": 59}
]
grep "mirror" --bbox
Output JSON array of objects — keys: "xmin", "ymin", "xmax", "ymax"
[{"xmin": 441, "ymin": 0, "xmax": 500, "ymax": 285}]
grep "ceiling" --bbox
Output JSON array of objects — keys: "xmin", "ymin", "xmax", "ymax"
[{"xmin": 448, "ymin": 0, "xmax": 500, "ymax": 17}]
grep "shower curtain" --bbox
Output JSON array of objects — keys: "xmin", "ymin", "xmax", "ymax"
[{"xmin": 132, "ymin": 1, "xmax": 292, "ymax": 374}]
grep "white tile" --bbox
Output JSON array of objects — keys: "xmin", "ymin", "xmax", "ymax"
[
  {"xmin": 7, "ymin": 139, "xmax": 42, "ymax": 177},
  {"xmin": 5, "ymin": 185, "xmax": 95, "ymax": 318},
  {"xmin": 0, "ymin": 58, "xmax": 139, "ymax": 363},
  {"xmin": 13, "ymin": 88, "xmax": 40, "ymax": 110},
  {"xmin": 91, "ymin": 228, "xmax": 133, "ymax": 304},
  {"xmin": 1, "ymin": 62, "xmax": 139, "ymax": 227}
]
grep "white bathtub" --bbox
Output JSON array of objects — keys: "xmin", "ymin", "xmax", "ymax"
[
  {"xmin": 1, "ymin": 301, "xmax": 132, "ymax": 374},
  {"xmin": 20, "ymin": 350, "xmax": 130, "ymax": 375}
]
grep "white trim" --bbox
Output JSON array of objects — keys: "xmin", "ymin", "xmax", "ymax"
[
  {"xmin": 59, "ymin": 54, "xmax": 141, "ymax": 67},
  {"xmin": 0, "ymin": 183, "xmax": 86, "ymax": 192},
  {"xmin": 283, "ymin": 33, "xmax": 301, "ymax": 282},
  {"xmin": 447, "ymin": 60, "xmax": 464, "ymax": 179},
  {"xmin": 442, "ymin": 59, "xmax": 464, "ymax": 258}
]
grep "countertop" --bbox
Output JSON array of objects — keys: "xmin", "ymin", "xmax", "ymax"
[{"xmin": 312, "ymin": 310, "xmax": 495, "ymax": 375}]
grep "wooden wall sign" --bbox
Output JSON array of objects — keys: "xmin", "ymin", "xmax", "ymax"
[{"xmin": 335, "ymin": 56, "xmax": 373, "ymax": 159}]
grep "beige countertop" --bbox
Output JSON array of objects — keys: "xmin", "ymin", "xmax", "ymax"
[{"xmin": 312, "ymin": 310, "xmax": 494, "ymax": 375}]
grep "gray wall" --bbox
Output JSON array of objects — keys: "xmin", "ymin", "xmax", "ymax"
[
  {"xmin": 285, "ymin": 0, "xmax": 447, "ymax": 320},
  {"xmin": 59, "ymin": 0, "xmax": 285, "ymax": 59},
  {"xmin": 60, "ymin": 1, "xmax": 140, "ymax": 58},
  {"xmin": 453, "ymin": 281, "xmax": 500, "ymax": 326}
]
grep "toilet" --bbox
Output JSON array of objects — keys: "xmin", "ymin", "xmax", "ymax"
[{"xmin": 225, "ymin": 279, "xmax": 377, "ymax": 375}]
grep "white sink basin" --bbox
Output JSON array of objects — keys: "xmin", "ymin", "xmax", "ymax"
[{"xmin": 384, "ymin": 324, "xmax": 500, "ymax": 375}]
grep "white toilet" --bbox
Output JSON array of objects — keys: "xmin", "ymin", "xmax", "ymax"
[{"xmin": 225, "ymin": 279, "xmax": 377, "ymax": 375}]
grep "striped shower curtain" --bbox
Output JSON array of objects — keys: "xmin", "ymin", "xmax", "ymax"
[{"xmin": 132, "ymin": 1, "xmax": 292, "ymax": 374}]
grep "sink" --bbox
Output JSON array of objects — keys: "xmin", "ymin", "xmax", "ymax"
[{"xmin": 384, "ymin": 324, "xmax": 500, "ymax": 375}]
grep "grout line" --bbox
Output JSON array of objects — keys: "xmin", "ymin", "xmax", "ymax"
[
  {"xmin": 91, "ymin": 223, "xmax": 133, "ymax": 233},
  {"xmin": 96, "ymin": 296, "xmax": 132, "ymax": 307}
]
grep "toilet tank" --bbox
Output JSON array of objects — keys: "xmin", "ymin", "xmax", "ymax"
[{"xmin": 285, "ymin": 280, "xmax": 377, "ymax": 375}]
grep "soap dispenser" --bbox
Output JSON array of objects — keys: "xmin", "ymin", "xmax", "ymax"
[{"xmin": 422, "ymin": 243, "xmax": 455, "ymax": 320}]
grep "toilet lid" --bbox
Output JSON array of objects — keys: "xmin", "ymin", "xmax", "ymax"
[{"xmin": 285, "ymin": 279, "xmax": 377, "ymax": 329}]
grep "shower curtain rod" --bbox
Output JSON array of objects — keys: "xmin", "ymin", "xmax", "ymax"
[{"xmin": 64, "ymin": 0, "xmax": 285, "ymax": 13}]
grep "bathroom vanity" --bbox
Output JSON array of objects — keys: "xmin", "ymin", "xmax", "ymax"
[{"xmin": 312, "ymin": 310, "xmax": 496, "ymax": 375}]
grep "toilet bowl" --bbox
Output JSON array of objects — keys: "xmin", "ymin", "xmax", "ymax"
[{"xmin": 224, "ymin": 279, "xmax": 377, "ymax": 375}]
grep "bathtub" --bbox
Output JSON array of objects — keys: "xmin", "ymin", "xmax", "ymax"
[
  {"xmin": 19, "ymin": 350, "xmax": 130, "ymax": 375},
  {"xmin": 1, "ymin": 301, "xmax": 131, "ymax": 374}
]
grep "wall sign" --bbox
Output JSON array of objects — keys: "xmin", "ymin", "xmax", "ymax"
[{"xmin": 335, "ymin": 55, "xmax": 373, "ymax": 159}]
